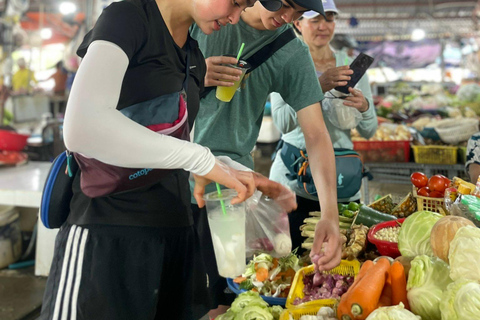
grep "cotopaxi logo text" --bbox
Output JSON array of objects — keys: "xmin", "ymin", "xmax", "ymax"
[{"xmin": 129, "ymin": 168, "xmax": 153, "ymax": 180}]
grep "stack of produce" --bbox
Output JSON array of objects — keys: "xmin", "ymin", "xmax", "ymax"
[
  {"xmin": 233, "ymin": 252, "xmax": 300, "ymax": 298},
  {"xmin": 337, "ymin": 258, "xmax": 412, "ymax": 320},
  {"xmin": 367, "ymin": 194, "xmax": 417, "ymax": 219},
  {"xmin": 300, "ymin": 203, "xmax": 369, "ymax": 261},
  {"xmin": 351, "ymin": 124, "xmax": 411, "ymax": 142},
  {"xmin": 292, "ymin": 271, "xmax": 354, "ymax": 304},
  {"xmin": 216, "ymin": 291, "xmax": 284, "ymax": 320},
  {"xmin": 410, "ymin": 172, "xmax": 450, "ymax": 199},
  {"xmin": 397, "ymin": 211, "xmax": 480, "ymax": 319}
]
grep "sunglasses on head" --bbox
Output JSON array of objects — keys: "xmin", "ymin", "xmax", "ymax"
[{"xmin": 260, "ymin": 0, "xmax": 284, "ymax": 12}]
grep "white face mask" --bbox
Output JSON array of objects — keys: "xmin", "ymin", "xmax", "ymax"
[{"xmin": 322, "ymin": 89, "xmax": 362, "ymax": 130}]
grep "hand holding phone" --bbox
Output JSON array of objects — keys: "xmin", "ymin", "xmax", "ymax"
[{"xmin": 334, "ymin": 53, "xmax": 374, "ymax": 94}]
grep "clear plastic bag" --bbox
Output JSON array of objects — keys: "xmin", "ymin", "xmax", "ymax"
[
  {"xmin": 245, "ymin": 190, "xmax": 296, "ymax": 258},
  {"xmin": 322, "ymin": 89, "xmax": 362, "ymax": 130},
  {"xmin": 450, "ymin": 195, "xmax": 480, "ymax": 228}
]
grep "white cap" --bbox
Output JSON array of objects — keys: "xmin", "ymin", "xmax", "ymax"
[{"xmin": 302, "ymin": 0, "xmax": 338, "ymax": 19}]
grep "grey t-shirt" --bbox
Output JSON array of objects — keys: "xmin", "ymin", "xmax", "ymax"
[{"xmin": 190, "ymin": 19, "xmax": 324, "ymax": 170}]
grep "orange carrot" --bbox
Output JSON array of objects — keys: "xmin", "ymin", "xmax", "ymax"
[
  {"xmin": 233, "ymin": 276, "xmax": 247, "ymax": 284},
  {"xmin": 272, "ymin": 258, "xmax": 279, "ymax": 269},
  {"xmin": 256, "ymin": 267, "xmax": 269, "ymax": 282},
  {"xmin": 348, "ymin": 258, "xmax": 391, "ymax": 319},
  {"xmin": 336, "ymin": 260, "xmax": 374, "ymax": 320},
  {"xmin": 377, "ymin": 269, "xmax": 392, "ymax": 308},
  {"xmin": 390, "ymin": 261, "xmax": 410, "ymax": 309}
]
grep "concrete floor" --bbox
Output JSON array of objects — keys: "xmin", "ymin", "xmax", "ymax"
[{"xmin": 0, "ymin": 267, "xmax": 45, "ymax": 320}]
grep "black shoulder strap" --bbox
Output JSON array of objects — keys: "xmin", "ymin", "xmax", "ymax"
[
  {"xmin": 200, "ymin": 28, "xmax": 296, "ymax": 99},
  {"xmin": 245, "ymin": 27, "xmax": 296, "ymax": 74}
]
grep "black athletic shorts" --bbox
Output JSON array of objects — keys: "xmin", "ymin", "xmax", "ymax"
[
  {"xmin": 192, "ymin": 205, "xmax": 236, "ymax": 308},
  {"xmin": 39, "ymin": 223, "xmax": 210, "ymax": 320}
]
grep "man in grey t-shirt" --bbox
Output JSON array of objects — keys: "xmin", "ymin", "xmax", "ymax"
[{"xmin": 190, "ymin": 0, "xmax": 342, "ymax": 316}]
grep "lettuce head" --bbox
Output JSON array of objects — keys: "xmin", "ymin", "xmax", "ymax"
[
  {"xmin": 230, "ymin": 291, "xmax": 268, "ymax": 314},
  {"xmin": 398, "ymin": 210, "xmax": 442, "ymax": 257},
  {"xmin": 439, "ymin": 279, "xmax": 480, "ymax": 320},
  {"xmin": 366, "ymin": 303, "xmax": 420, "ymax": 320},
  {"xmin": 448, "ymin": 225, "xmax": 480, "ymax": 282},
  {"xmin": 234, "ymin": 306, "xmax": 273, "ymax": 320},
  {"xmin": 406, "ymin": 255, "xmax": 452, "ymax": 320}
]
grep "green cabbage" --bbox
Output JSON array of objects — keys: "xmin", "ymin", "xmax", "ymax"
[
  {"xmin": 398, "ymin": 211, "xmax": 442, "ymax": 257},
  {"xmin": 448, "ymin": 226, "xmax": 480, "ymax": 282},
  {"xmin": 230, "ymin": 291, "xmax": 268, "ymax": 314},
  {"xmin": 217, "ymin": 309, "xmax": 235, "ymax": 320},
  {"xmin": 439, "ymin": 279, "xmax": 480, "ymax": 320},
  {"xmin": 366, "ymin": 303, "xmax": 420, "ymax": 320},
  {"xmin": 234, "ymin": 306, "xmax": 273, "ymax": 320},
  {"xmin": 406, "ymin": 255, "xmax": 452, "ymax": 320},
  {"xmin": 269, "ymin": 305, "xmax": 283, "ymax": 320}
]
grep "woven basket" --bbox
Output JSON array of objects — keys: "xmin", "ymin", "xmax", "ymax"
[{"xmin": 433, "ymin": 118, "xmax": 479, "ymax": 145}]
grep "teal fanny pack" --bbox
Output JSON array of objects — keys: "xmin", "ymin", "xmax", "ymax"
[{"xmin": 279, "ymin": 141, "xmax": 371, "ymax": 199}]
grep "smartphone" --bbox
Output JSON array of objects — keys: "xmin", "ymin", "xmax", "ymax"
[{"xmin": 335, "ymin": 53, "xmax": 374, "ymax": 94}]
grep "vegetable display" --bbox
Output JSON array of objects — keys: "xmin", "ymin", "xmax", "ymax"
[
  {"xmin": 397, "ymin": 210, "xmax": 442, "ymax": 257},
  {"xmin": 406, "ymin": 255, "xmax": 452, "ymax": 320},
  {"xmin": 292, "ymin": 272, "xmax": 354, "ymax": 305},
  {"xmin": 337, "ymin": 258, "xmax": 393, "ymax": 320},
  {"xmin": 447, "ymin": 225, "xmax": 480, "ymax": 282},
  {"xmin": 365, "ymin": 303, "xmax": 420, "ymax": 320},
  {"xmin": 430, "ymin": 216, "xmax": 475, "ymax": 263},
  {"xmin": 217, "ymin": 291, "xmax": 283, "ymax": 320},
  {"xmin": 439, "ymin": 279, "xmax": 480, "ymax": 320},
  {"xmin": 234, "ymin": 252, "xmax": 299, "ymax": 298}
]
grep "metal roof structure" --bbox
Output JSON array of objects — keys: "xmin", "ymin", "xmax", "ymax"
[{"xmin": 334, "ymin": 0, "xmax": 480, "ymax": 41}]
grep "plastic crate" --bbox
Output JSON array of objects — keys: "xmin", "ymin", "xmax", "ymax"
[
  {"xmin": 412, "ymin": 187, "xmax": 446, "ymax": 215},
  {"xmin": 280, "ymin": 305, "xmax": 322, "ymax": 320},
  {"xmin": 458, "ymin": 146, "xmax": 467, "ymax": 164},
  {"xmin": 353, "ymin": 140, "xmax": 411, "ymax": 163},
  {"xmin": 285, "ymin": 260, "xmax": 360, "ymax": 310},
  {"xmin": 412, "ymin": 145, "xmax": 457, "ymax": 165}
]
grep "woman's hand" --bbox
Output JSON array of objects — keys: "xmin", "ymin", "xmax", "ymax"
[
  {"xmin": 193, "ymin": 160, "xmax": 255, "ymax": 207},
  {"xmin": 204, "ymin": 56, "xmax": 243, "ymax": 87},
  {"xmin": 319, "ymin": 66, "xmax": 353, "ymax": 92},
  {"xmin": 343, "ymin": 87, "xmax": 369, "ymax": 112}
]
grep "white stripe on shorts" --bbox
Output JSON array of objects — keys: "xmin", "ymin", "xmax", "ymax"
[{"xmin": 52, "ymin": 225, "xmax": 89, "ymax": 320}]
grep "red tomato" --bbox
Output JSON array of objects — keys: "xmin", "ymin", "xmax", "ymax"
[
  {"xmin": 429, "ymin": 190, "xmax": 444, "ymax": 198},
  {"xmin": 418, "ymin": 187, "xmax": 430, "ymax": 197},
  {"xmin": 411, "ymin": 172, "xmax": 428, "ymax": 188},
  {"xmin": 443, "ymin": 177, "xmax": 451, "ymax": 189},
  {"xmin": 428, "ymin": 175, "xmax": 448, "ymax": 192}
]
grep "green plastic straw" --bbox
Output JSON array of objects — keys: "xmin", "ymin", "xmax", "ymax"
[
  {"xmin": 216, "ymin": 183, "xmax": 227, "ymax": 216},
  {"xmin": 236, "ymin": 43, "xmax": 245, "ymax": 61}
]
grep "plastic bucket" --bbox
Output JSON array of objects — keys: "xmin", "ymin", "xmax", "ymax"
[{"xmin": 0, "ymin": 206, "xmax": 22, "ymax": 269}]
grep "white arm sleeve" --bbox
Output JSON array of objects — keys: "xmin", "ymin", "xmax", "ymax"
[{"xmin": 63, "ymin": 40, "xmax": 215, "ymax": 176}]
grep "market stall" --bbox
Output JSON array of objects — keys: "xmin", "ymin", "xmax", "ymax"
[{"xmin": 212, "ymin": 172, "xmax": 480, "ymax": 320}]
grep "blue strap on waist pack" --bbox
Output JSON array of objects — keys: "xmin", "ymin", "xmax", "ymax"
[{"xmin": 40, "ymin": 151, "xmax": 79, "ymax": 229}]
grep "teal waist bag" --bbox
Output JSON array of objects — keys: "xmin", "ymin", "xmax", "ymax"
[{"xmin": 279, "ymin": 141, "xmax": 371, "ymax": 199}]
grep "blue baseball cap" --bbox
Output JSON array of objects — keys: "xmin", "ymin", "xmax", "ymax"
[
  {"xmin": 302, "ymin": 0, "xmax": 338, "ymax": 19},
  {"xmin": 261, "ymin": 0, "xmax": 327, "ymax": 19}
]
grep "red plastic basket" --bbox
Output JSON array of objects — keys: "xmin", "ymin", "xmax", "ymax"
[
  {"xmin": 353, "ymin": 140, "xmax": 411, "ymax": 163},
  {"xmin": 0, "ymin": 130, "xmax": 29, "ymax": 151},
  {"xmin": 367, "ymin": 218, "xmax": 405, "ymax": 258}
]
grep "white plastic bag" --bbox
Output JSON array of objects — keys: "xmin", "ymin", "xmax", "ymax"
[
  {"xmin": 245, "ymin": 190, "xmax": 296, "ymax": 258},
  {"xmin": 322, "ymin": 89, "xmax": 362, "ymax": 130}
]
